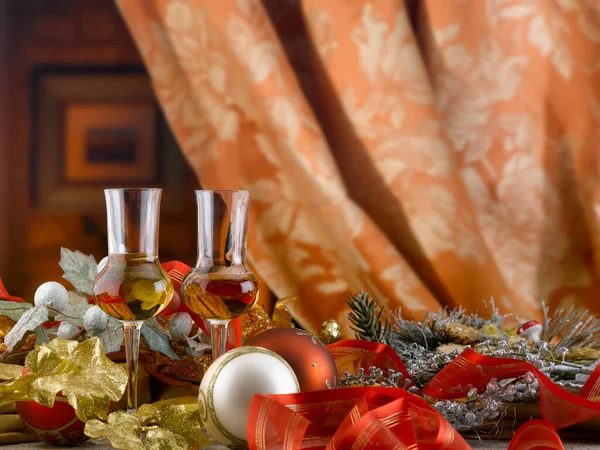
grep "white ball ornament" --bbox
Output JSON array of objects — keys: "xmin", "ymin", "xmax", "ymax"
[
  {"xmin": 97, "ymin": 256, "xmax": 108, "ymax": 274},
  {"xmin": 83, "ymin": 305, "xmax": 110, "ymax": 332},
  {"xmin": 168, "ymin": 312, "xmax": 193, "ymax": 339},
  {"xmin": 34, "ymin": 282, "xmax": 68, "ymax": 313},
  {"xmin": 198, "ymin": 346, "xmax": 300, "ymax": 447},
  {"xmin": 57, "ymin": 322, "xmax": 80, "ymax": 339}
]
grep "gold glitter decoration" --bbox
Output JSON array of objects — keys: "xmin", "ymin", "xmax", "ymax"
[
  {"xmin": 241, "ymin": 305, "xmax": 273, "ymax": 340},
  {"xmin": 85, "ymin": 403, "xmax": 209, "ymax": 450},
  {"xmin": 272, "ymin": 296, "xmax": 296, "ymax": 328},
  {"xmin": 0, "ymin": 363, "xmax": 21, "ymax": 381},
  {"xmin": 84, "ymin": 411, "xmax": 142, "ymax": 450},
  {"xmin": 151, "ymin": 396, "xmax": 198, "ymax": 409},
  {"xmin": 0, "ymin": 338, "xmax": 127, "ymax": 421},
  {"xmin": 160, "ymin": 356, "xmax": 211, "ymax": 383},
  {"xmin": 318, "ymin": 319, "xmax": 343, "ymax": 345},
  {"xmin": 0, "ymin": 317, "xmax": 14, "ymax": 340},
  {"xmin": 241, "ymin": 297, "xmax": 296, "ymax": 340},
  {"xmin": 0, "ymin": 332, "xmax": 36, "ymax": 356}
]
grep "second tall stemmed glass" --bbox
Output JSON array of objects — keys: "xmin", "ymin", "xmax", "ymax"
[
  {"xmin": 182, "ymin": 190, "xmax": 259, "ymax": 360},
  {"xmin": 93, "ymin": 188, "xmax": 173, "ymax": 412}
]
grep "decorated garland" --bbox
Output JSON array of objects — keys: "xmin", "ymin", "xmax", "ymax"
[
  {"xmin": 1, "ymin": 249, "xmax": 191, "ymax": 361},
  {"xmin": 344, "ymin": 291, "xmax": 600, "ymax": 432},
  {"xmin": 1, "ymin": 249, "xmax": 600, "ymax": 449}
]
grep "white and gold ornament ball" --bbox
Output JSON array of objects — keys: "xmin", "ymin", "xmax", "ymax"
[{"xmin": 198, "ymin": 346, "xmax": 300, "ymax": 447}]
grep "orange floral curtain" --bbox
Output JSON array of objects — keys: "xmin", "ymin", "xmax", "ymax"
[{"xmin": 116, "ymin": 0, "xmax": 600, "ymax": 335}]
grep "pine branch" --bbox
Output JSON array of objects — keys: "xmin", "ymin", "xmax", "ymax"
[
  {"xmin": 542, "ymin": 303, "xmax": 600, "ymax": 349},
  {"xmin": 346, "ymin": 290, "xmax": 387, "ymax": 342}
]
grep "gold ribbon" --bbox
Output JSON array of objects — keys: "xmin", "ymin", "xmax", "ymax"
[
  {"xmin": 85, "ymin": 401, "xmax": 209, "ymax": 450},
  {"xmin": 0, "ymin": 338, "xmax": 127, "ymax": 421},
  {"xmin": 0, "ymin": 364, "xmax": 21, "ymax": 382}
]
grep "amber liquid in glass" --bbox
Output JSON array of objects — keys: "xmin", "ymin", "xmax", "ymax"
[
  {"xmin": 94, "ymin": 253, "xmax": 173, "ymax": 321},
  {"xmin": 182, "ymin": 273, "xmax": 259, "ymax": 320}
]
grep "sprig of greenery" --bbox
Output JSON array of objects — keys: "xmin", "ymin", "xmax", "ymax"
[
  {"xmin": 346, "ymin": 290, "xmax": 388, "ymax": 342},
  {"xmin": 542, "ymin": 303, "xmax": 600, "ymax": 350},
  {"xmin": 0, "ymin": 248, "xmax": 178, "ymax": 359}
]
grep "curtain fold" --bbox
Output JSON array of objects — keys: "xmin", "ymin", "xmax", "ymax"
[{"xmin": 116, "ymin": 0, "xmax": 600, "ymax": 335}]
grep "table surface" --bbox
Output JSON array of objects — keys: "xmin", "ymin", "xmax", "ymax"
[{"xmin": 2, "ymin": 440, "xmax": 600, "ymax": 449}]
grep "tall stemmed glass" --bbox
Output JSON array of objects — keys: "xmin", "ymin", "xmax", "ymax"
[
  {"xmin": 182, "ymin": 190, "xmax": 259, "ymax": 360},
  {"xmin": 93, "ymin": 188, "xmax": 173, "ymax": 412}
]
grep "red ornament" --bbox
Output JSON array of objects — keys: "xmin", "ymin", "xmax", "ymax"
[
  {"xmin": 16, "ymin": 368, "xmax": 89, "ymax": 446},
  {"xmin": 246, "ymin": 328, "xmax": 337, "ymax": 391},
  {"xmin": 16, "ymin": 395, "xmax": 88, "ymax": 447},
  {"xmin": 517, "ymin": 320, "xmax": 543, "ymax": 342}
]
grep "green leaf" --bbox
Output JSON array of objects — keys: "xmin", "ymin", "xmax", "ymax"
[
  {"xmin": 184, "ymin": 330, "xmax": 211, "ymax": 357},
  {"xmin": 96, "ymin": 323, "xmax": 125, "ymax": 354},
  {"xmin": 35, "ymin": 327, "xmax": 50, "ymax": 345},
  {"xmin": 4, "ymin": 305, "xmax": 48, "ymax": 351},
  {"xmin": 0, "ymin": 300, "xmax": 32, "ymax": 321},
  {"xmin": 59, "ymin": 248, "xmax": 98, "ymax": 296},
  {"xmin": 54, "ymin": 292, "xmax": 93, "ymax": 327},
  {"xmin": 141, "ymin": 318, "xmax": 179, "ymax": 360}
]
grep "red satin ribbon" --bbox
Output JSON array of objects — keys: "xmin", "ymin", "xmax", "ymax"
[
  {"xmin": 248, "ymin": 386, "xmax": 470, "ymax": 450},
  {"xmin": 507, "ymin": 420, "xmax": 564, "ymax": 450},
  {"xmin": 423, "ymin": 348, "xmax": 600, "ymax": 429},
  {"xmin": 327, "ymin": 339, "xmax": 416, "ymax": 389},
  {"xmin": 248, "ymin": 340, "xmax": 600, "ymax": 450},
  {"xmin": 0, "ymin": 277, "xmax": 25, "ymax": 303}
]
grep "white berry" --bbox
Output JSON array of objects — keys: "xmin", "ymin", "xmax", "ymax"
[
  {"xmin": 97, "ymin": 256, "xmax": 108, "ymax": 274},
  {"xmin": 83, "ymin": 305, "xmax": 110, "ymax": 331},
  {"xmin": 168, "ymin": 312, "xmax": 193, "ymax": 339},
  {"xmin": 34, "ymin": 282, "xmax": 68, "ymax": 313},
  {"xmin": 57, "ymin": 322, "xmax": 80, "ymax": 339}
]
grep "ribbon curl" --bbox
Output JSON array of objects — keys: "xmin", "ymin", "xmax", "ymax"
[
  {"xmin": 423, "ymin": 348, "xmax": 600, "ymax": 429},
  {"xmin": 248, "ymin": 340, "xmax": 600, "ymax": 450},
  {"xmin": 249, "ymin": 387, "xmax": 470, "ymax": 450},
  {"xmin": 0, "ymin": 278, "xmax": 25, "ymax": 303}
]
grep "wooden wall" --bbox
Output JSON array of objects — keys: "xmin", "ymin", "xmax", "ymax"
[
  {"xmin": 2, "ymin": 0, "xmax": 200, "ymax": 300},
  {"xmin": 0, "ymin": 2, "xmax": 8, "ymax": 280}
]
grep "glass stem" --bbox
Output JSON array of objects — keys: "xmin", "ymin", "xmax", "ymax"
[
  {"xmin": 210, "ymin": 320, "xmax": 229, "ymax": 360},
  {"xmin": 123, "ymin": 321, "xmax": 143, "ymax": 413}
]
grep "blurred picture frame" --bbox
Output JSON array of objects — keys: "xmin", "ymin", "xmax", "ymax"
[{"xmin": 31, "ymin": 66, "xmax": 185, "ymax": 213}]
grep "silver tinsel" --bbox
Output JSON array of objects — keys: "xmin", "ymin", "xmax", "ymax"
[
  {"xmin": 338, "ymin": 366, "xmax": 408, "ymax": 388},
  {"xmin": 431, "ymin": 375, "xmax": 539, "ymax": 431}
]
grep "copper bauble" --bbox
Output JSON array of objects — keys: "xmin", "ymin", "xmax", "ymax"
[{"xmin": 246, "ymin": 328, "xmax": 337, "ymax": 391}]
